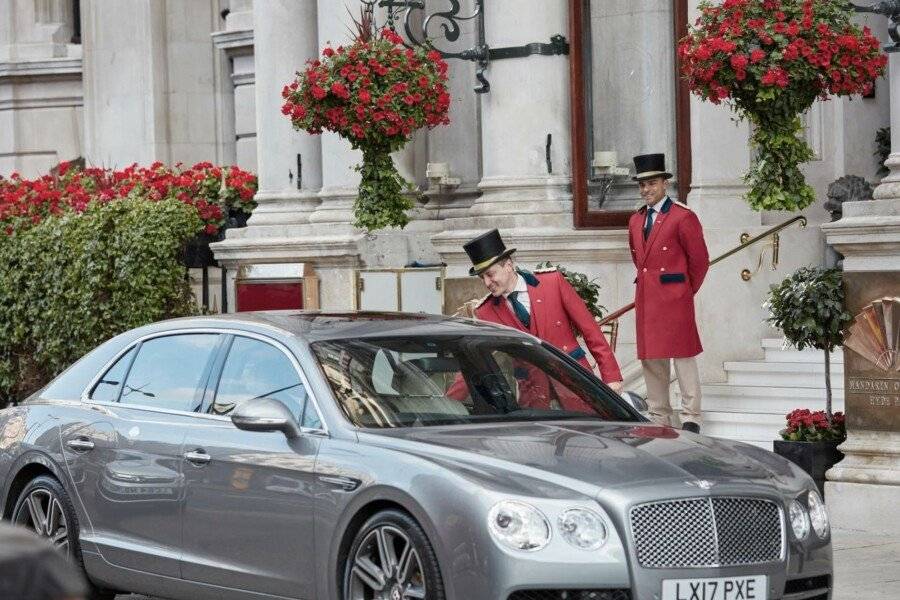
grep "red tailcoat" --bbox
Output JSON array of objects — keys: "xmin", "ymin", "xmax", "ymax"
[
  {"xmin": 628, "ymin": 198, "xmax": 709, "ymax": 359},
  {"xmin": 447, "ymin": 269, "xmax": 622, "ymax": 412}
]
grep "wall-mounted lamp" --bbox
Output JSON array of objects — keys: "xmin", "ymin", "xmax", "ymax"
[
  {"xmin": 590, "ymin": 151, "xmax": 630, "ymax": 206},
  {"xmin": 426, "ymin": 162, "xmax": 461, "ymax": 189}
]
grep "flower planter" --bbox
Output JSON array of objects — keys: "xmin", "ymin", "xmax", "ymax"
[
  {"xmin": 772, "ymin": 439, "xmax": 844, "ymax": 497},
  {"xmin": 227, "ymin": 208, "xmax": 250, "ymax": 229}
]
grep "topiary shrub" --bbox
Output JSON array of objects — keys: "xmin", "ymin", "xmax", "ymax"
[
  {"xmin": 765, "ymin": 266, "xmax": 851, "ymax": 424},
  {"xmin": 0, "ymin": 198, "xmax": 202, "ymax": 406}
]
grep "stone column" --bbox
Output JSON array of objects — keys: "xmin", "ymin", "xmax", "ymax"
[
  {"xmin": 247, "ymin": 0, "xmax": 321, "ymax": 227},
  {"xmin": 821, "ymin": 53, "xmax": 900, "ymax": 536},
  {"xmin": 308, "ymin": 0, "xmax": 361, "ymax": 227}
]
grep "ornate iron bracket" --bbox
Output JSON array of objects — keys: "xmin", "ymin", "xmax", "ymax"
[
  {"xmin": 362, "ymin": 0, "xmax": 569, "ymax": 93},
  {"xmin": 852, "ymin": 1, "xmax": 900, "ymax": 52}
]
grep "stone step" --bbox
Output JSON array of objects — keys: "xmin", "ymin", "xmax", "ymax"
[
  {"xmin": 761, "ymin": 338, "xmax": 844, "ymax": 364},
  {"xmin": 701, "ymin": 384, "xmax": 845, "ymax": 414},
  {"xmin": 723, "ymin": 360, "xmax": 844, "ymax": 388},
  {"xmin": 701, "ymin": 410, "xmax": 787, "ymax": 450}
]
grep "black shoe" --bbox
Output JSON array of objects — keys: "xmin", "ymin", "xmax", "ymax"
[{"xmin": 682, "ymin": 422, "xmax": 700, "ymax": 434}]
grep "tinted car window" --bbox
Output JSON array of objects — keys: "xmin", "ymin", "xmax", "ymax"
[
  {"xmin": 212, "ymin": 336, "xmax": 319, "ymax": 428},
  {"xmin": 120, "ymin": 334, "xmax": 219, "ymax": 412},
  {"xmin": 89, "ymin": 346, "xmax": 136, "ymax": 402},
  {"xmin": 312, "ymin": 335, "xmax": 636, "ymax": 428}
]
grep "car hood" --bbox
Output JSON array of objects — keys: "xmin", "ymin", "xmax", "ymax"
[{"xmin": 361, "ymin": 420, "xmax": 804, "ymax": 498}]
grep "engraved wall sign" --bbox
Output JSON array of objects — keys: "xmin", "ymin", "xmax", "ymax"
[{"xmin": 843, "ymin": 274, "xmax": 900, "ymax": 432}]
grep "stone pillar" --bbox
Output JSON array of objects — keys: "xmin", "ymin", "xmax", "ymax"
[
  {"xmin": 821, "ymin": 54, "xmax": 900, "ymax": 535},
  {"xmin": 82, "ymin": 0, "xmax": 218, "ymax": 167},
  {"xmin": 308, "ymin": 0, "xmax": 361, "ymax": 227},
  {"xmin": 822, "ymin": 199, "xmax": 900, "ymax": 535},
  {"xmin": 467, "ymin": 0, "xmax": 572, "ymax": 228},
  {"xmin": 211, "ymin": 0, "xmax": 256, "ymax": 171},
  {"xmin": 247, "ymin": 0, "xmax": 321, "ymax": 226}
]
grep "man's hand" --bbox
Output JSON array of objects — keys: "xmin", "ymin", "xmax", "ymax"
[{"xmin": 607, "ymin": 380, "xmax": 623, "ymax": 394}]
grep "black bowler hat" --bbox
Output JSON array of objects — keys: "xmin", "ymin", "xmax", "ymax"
[
  {"xmin": 632, "ymin": 153, "xmax": 673, "ymax": 181},
  {"xmin": 464, "ymin": 229, "xmax": 516, "ymax": 276}
]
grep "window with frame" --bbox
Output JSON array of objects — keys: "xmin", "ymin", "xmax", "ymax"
[
  {"xmin": 211, "ymin": 336, "xmax": 320, "ymax": 429},
  {"xmin": 89, "ymin": 346, "xmax": 136, "ymax": 402},
  {"xmin": 118, "ymin": 334, "xmax": 220, "ymax": 412}
]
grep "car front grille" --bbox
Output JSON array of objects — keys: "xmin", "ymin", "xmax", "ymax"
[
  {"xmin": 630, "ymin": 497, "xmax": 783, "ymax": 568},
  {"xmin": 507, "ymin": 591, "xmax": 631, "ymax": 600}
]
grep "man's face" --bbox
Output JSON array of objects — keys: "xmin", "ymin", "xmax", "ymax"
[
  {"xmin": 638, "ymin": 176, "xmax": 668, "ymax": 206},
  {"xmin": 480, "ymin": 259, "xmax": 517, "ymax": 297}
]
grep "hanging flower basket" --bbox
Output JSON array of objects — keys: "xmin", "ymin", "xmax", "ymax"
[
  {"xmin": 680, "ymin": 0, "xmax": 887, "ymax": 212},
  {"xmin": 281, "ymin": 18, "xmax": 451, "ymax": 231}
]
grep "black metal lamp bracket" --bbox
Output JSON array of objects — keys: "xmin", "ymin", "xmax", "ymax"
[
  {"xmin": 366, "ymin": 0, "xmax": 569, "ymax": 93},
  {"xmin": 852, "ymin": 1, "xmax": 900, "ymax": 52}
]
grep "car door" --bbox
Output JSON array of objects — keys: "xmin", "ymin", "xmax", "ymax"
[
  {"xmin": 61, "ymin": 332, "xmax": 222, "ymax": 578},
  {"xmin": 181, "ymin": 333, "xmax": 322, "ymax": 599}
]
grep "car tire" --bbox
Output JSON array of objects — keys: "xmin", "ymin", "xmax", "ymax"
[
  {"xmin": 343, "ymin": 509, "xmax": 445, "ymax": 600},
  {"xmin": 11, "ymin": 474, "xmax": 116, "ymax": 600}
]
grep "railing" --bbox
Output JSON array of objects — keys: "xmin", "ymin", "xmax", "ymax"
[{"xmin": 597, "ymin": 215, "xmax": 808, "ymax": 328}]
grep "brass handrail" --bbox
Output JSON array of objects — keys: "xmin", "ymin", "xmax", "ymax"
[{"xmin": 597, "ymin": 215, "xmax": 807, "ymax": 327}]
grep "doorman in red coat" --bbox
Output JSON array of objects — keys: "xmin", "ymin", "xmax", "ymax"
[
  {"xmin": 447, "ymin": 230, "xmax": 623, "ymax": 410},
  {"xmin": 628, "ymin": 154, "xmax": 709, "ymax": 433}
]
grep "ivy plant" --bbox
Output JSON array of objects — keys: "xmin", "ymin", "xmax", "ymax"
[{"xmin": 0, "ymin": 199, "xmax": 202, "ymax": 407}]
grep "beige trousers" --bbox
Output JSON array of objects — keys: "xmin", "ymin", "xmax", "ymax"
[{"xmin": 641, "ymin": 357, "xmax": 702, "ymax": 426}]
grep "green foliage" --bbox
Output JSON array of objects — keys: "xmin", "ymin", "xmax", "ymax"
[
  {"xmin": 534, "ymin": 262, "xmax": 606, "ymax": 320},
  {"xmin": 0, "ymin": 199, "xmax": 202, "ymax": 406},
  {"xmin": 875, "ymin": 126, "xmax": 891, "ymax": 177},
  {"xmin": 765, "ymin": 266, "xmax": 850, "ymax": 353},
  {"xmin": 745, "ymin": 115, "xmax": 816, "ymax": 211},
  {"xmin": 354, "ymin": 147, "xmax": 413, "ymax": 231}
]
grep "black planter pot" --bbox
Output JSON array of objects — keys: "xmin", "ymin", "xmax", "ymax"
[
  {"xmin": 182, "ymin": 232, "xmax": 220, "ymax": 268},
  {"xmin": 772, "ymin": 439, "xmax": 844, "ymax": 497},
  {"xmin": 227, "ymin": 208, "xmax": 250, "ymax": 229}
]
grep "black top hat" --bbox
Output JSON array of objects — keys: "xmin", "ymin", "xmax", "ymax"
[
  {"xmin": 632, "ymin": 153, "xmax": 673, "ymax": 181},
  {"xmin": 464, "ymin": 229, "xmax": 516, "ymax": 276}
]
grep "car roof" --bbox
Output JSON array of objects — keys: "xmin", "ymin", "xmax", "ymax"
[{"xmin": 149, "ymin": 310, "xmax": 516, "ymax": 343}]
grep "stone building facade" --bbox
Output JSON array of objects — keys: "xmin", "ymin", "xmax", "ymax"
[{"xmin": 1, "ymin": 0, "xmax": 893, "ymax": 446}]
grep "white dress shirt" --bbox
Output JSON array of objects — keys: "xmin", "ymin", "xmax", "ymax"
[
  {"xmin": 503, "ymin": 274, "xmax": 531, "ymax": 315},
  {"xmin": 644, "ymin": 196, "xmax": 670, "ymax": 229}
]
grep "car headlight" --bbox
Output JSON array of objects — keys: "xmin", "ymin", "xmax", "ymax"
[
  {"xmin": 558, "ymin": 508, "xmax": 608, "ymax": 550},
  {"xmin": 807, "ymin": 490, "xmax": 830, "ymax": 539},
  {"xmin": 789, "ymin": 498, "xmax": 810, "ymax": 540},
  {"xmin": 488, "ymin": 501, "xmax": 551, "ymax": 552}
]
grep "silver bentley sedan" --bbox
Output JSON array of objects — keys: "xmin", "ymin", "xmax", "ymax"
[{"xmin": 0, "ymin": 312, "xmax": 832, "ymax": 600}]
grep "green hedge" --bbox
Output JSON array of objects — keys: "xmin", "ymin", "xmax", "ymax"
[{"xmin": 0, "ymin": 198, "xmax": 202, "ymax": 406}]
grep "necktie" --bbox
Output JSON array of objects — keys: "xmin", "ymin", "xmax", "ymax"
[
  {"xmin": 643, "ymin": 207, "xmax": 655, "ymax": 240},
  {"xmin": 508, "ymin": 291, "xmax": 531, "ymax": 329}
]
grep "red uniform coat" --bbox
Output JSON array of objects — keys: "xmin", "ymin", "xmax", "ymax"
[
  {"xmin": 628, "ymin": 198, "xmax": 709, "ymax": 359},
  {"xmin": 446, "ymin": 269, "xmax": 622, "ymax": 412}
]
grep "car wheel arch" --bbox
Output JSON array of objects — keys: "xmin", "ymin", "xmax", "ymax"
[
  {"xmin": 2, "ymin": 452, "xmax": 69, "ymax": 519},
  {"xmin": 330, "ymin": 489, "xmax": 455, "ymax": 600}
]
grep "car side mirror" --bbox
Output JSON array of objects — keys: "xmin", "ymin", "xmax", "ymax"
[
  {"xmin": 620, "ymin": 390, "xmax": 649, "ymax": 413},
  {"xmin": 231, "ymin": 397, "xmax": 302, "ymax": 439}
]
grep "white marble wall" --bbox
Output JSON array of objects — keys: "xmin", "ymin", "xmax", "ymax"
[
  {"xmin": 0, "ymin": 0, "xmax": 82, "ymax": 177},
  {"xmin": 81, "ymin": 0, "xmax": 219, "ymax": 168}
]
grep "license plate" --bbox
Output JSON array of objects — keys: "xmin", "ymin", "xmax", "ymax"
[{"xmin": 662, "ymin": 575, "xmax": 767, "ymax": 600}]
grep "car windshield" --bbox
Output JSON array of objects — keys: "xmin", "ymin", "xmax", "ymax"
[{"xmin": 311, "ymin": 335, "xmax": 637, "ymax": 428}]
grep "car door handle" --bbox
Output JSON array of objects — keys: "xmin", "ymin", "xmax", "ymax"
[
  {"xmin": 184, "ymin": 450, "xmax": 211, "ymax": 465},
  {"xmin": 66, "ymin": 438, "xmax": 95, "ymax": 452}
]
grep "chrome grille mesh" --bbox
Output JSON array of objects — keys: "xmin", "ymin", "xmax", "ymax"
[{"xmin": 630, "ymin": 497, "xmax": 783, "ymax": 569}]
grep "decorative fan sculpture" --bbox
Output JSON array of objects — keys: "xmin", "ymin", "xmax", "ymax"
[{"xmin": 844, "ymin": 297, "xmax": 900, "ymax": 372}]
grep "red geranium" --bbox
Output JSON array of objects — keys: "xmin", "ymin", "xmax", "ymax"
[
  {"xmin": 679, "ymin": 0, "xmax": 886, "ymax": 212},
  {"xmin": 282, "ymin": 20, "xmax": 450, "ymax": 231},
  {"xmin": 781, "ymin": 409, "xmax": 846, "ymax": 442},
  {"xmin": 0, "ymin": 162, "xmax": 258, "ymax": 237}
]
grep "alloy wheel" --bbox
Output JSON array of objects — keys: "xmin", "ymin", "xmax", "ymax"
[
  {"xmin": 12, "ymin": 487, "xmax": 69, "ymax": 553},
  {"xmin": 347, "ymin": 524, "xmax": 427, "ymax": 600}
]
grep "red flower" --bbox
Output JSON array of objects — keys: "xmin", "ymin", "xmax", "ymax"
[
  {"xmin": 750, "ymin": 49, "xmax": 766, "ymax": 63},
  {"xmin": 358, "ymin": 89, "xmax": 372, "ymax": 103},
  {"xmin": 322, "ymin": 47, "xmax": 335, "ymax": 57},
  {"xmin": 311, "ymin": 85, "xmax": 327, "ymax": 100},
  {"xmin": 330, "ymin": 82, "xmax": 350, "ymax": 99}
]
